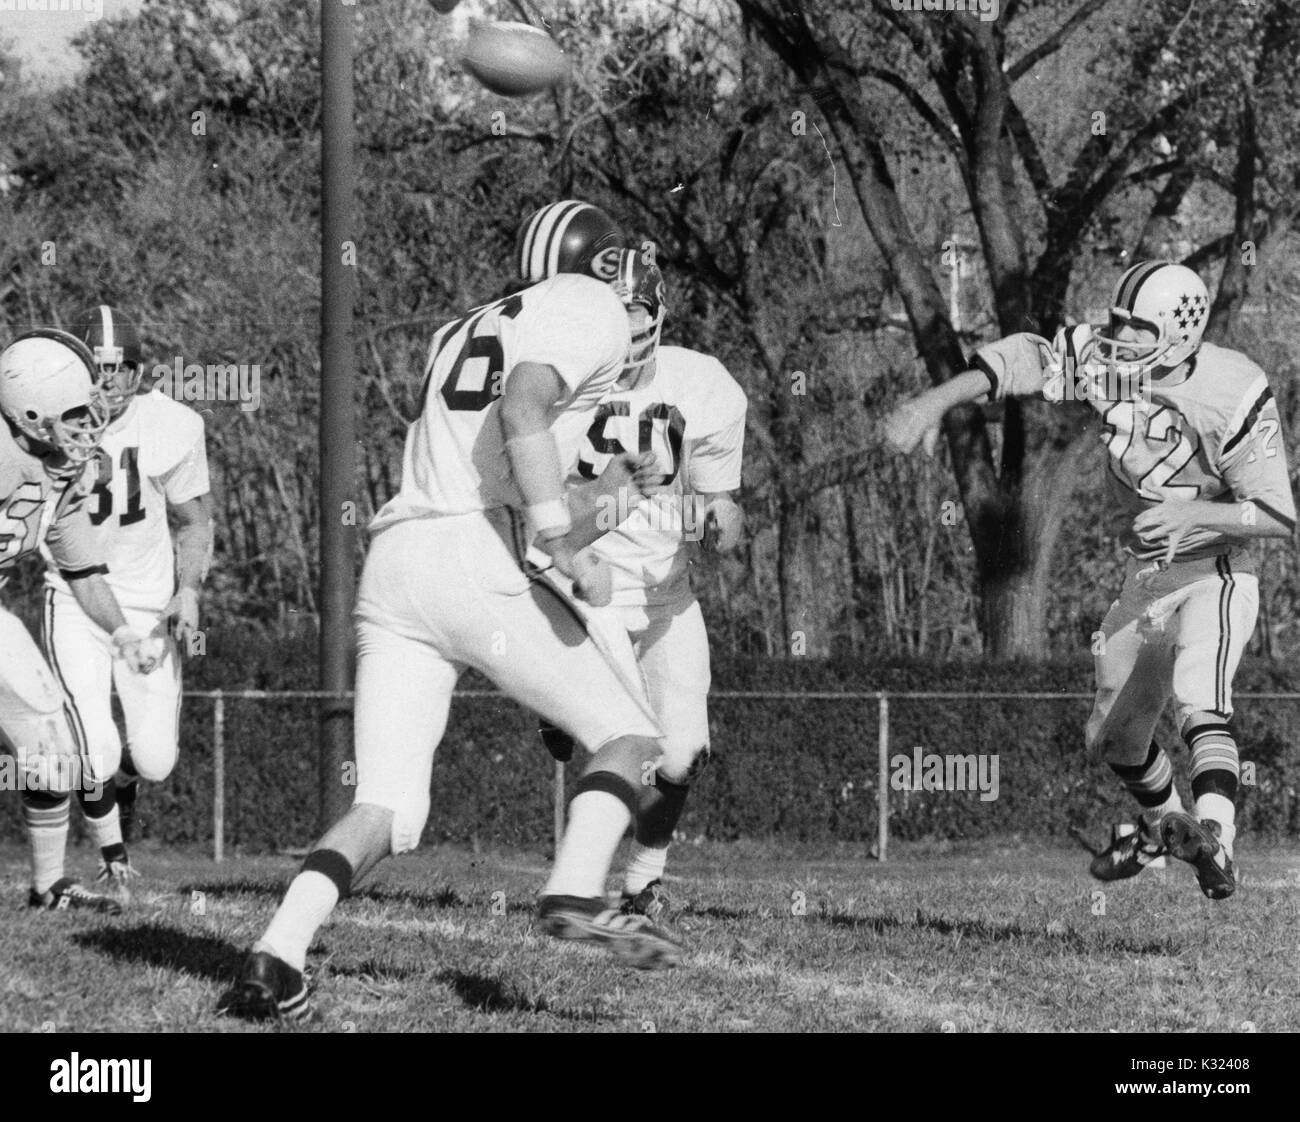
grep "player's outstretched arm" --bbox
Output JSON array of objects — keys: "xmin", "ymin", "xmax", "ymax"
[
  {"xmin": 884, "ymin": 331, "xmax": 1068, "ymax": 456},
  {"xmin": 883, "ymin": 370, "xmax": 994, "ymax": 457}
]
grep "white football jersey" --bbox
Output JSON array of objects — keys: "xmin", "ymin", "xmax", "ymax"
[
  {"xmin": 975, "ymin": 331, "xmax": 1297, "ymax": 563},
  {"xmin": 565, "ymin": 345, "xmax": 747, "ymax": 606},
  {"xmin": 370, "ymin": 274, "xmax": 631, "ymax": 530},
  {"xmin": 43, "ymin": 390, "xmax": 210, "ymax": 611},
  {"xmin": 0, "ymin": 425, "xmax": 102, "ymax": 592}
]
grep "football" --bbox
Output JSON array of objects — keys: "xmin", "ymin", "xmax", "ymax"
[{"xmin": 461, "ymin": 20, "xmax": 569, "ymax": 97}]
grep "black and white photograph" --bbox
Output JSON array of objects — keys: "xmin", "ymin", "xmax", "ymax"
[{"xmin": 0, "ymin": 0, "xmax": 1296, "ymax": 1074}]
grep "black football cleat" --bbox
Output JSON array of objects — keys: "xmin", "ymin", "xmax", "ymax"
[
  {"xmin": 1161, "ymin": 813, "xmax": 1235, "ymax": 900},
  {"xmin": 28, "ymin": 877, "xmax": 122, "ymax": 915},
  {"xmin": 619, "ymin": 879, "xmax": 671, "ymax": 923},
  {"xmin": 538, "ymin": 721, "xmax": 575, "ymax": 764},
  {"xmin": 538, "ymin": 894, "xmax": 682, "ymax": 970},
  {"xmin": 216, "ymin": 951, "xmax": 311, "ymax": 1021},
  {"xmin": 1088, "ymin": 813, "xmax": 1166, "ymax": 882}
]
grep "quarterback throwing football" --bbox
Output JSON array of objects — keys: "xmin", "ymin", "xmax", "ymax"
[{"xmin": 886, "ymin": 261, "xmax": 1296, "ymax": 900}]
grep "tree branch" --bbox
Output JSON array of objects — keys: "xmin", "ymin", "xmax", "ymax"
[{"xmin": 1006, "ymin": 0, "xmax": 1112, "ymax": 81}]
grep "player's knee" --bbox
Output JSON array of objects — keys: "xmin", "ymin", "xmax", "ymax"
[
  {"xmin": 21, "ymin": 788, "xmax": 69, "ymax": 812},
  {"xmin": 80, "ymin": 738, "xmax": 122, "ymax": 785},
  {"xmin": 129, "ymin": 739, "xmax": 178, "ymax": 783},
  {"xmin": 576, "ymin": 735, "xmax": 662, "ymax": 813},
  {"xmin": 386, "ymin": 795, "xmax": 429, "ymax": 855},
  {"xmin": 1088, "ymin": 729, "xmax": 1149, "ymax": 768},
  {"xmin": 656, "ymin": 742, "xmax": 710, "ymax": 787},
  {"xmin": 76, "ymin": 778, "xmax": 113, "ymax": 815},
  {"xmin": 8, "ymin": 714, "xmax": 83, "ymax": 794}
]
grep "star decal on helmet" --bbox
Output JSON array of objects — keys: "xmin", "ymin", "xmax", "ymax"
[{"xmin": 1173, "ymin": 292, "xmax": 1208, "ymax": 333}]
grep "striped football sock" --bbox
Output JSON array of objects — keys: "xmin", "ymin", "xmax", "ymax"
[
  {"xmin": 1186, "ymin": 720, "xmax": 1239, "ymax": 855},
  {"xmin": 1109, "ymin": 742, "xmax": 1183, "ymax": 818},
  {"xmin": 23, "ymin": 792, "xmax": 71, "ymax": 895}
]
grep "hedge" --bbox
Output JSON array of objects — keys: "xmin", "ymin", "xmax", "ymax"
[{"xmin": 3, "ymin": 626, "xmax": 1298, "ymax": 850}]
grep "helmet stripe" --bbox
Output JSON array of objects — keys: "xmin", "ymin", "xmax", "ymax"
[
  {"xmin": 520, "ymin": 200, "xmax": 581, "ymax": 283},
  {"xmin": 539, "ymin": 200, "xmax": 582, "ymax": 281},
  {"xmin": 517, "ymin": 210, "xmax": 543, "ymax": 280},
  {"xmin": 1115, "ymin": 261, "xmax": 1165, "ymax": 311}
]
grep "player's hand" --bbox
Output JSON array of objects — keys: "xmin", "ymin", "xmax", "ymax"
[
  {"xmin": 111, "ymin": 626, "xmax": 162, "ymax": 675},
  {"xmin": 599, "ymin": 451, "xmax": 659, "ymax": 499},
  {"xmin": 163, "ymin": 587, "xmax": 200, "ymax": 648},
  {"xmin": 702, "ymin": 497, "xmax": 744, "ymax": 552},
  {"xmin": 882, "ymin": 394, "xmax": 944, "ymax": 457},
  {"xmin": 538, "ymin": 535, "xmax": 613, "ymax": 607},
  {"xmin": 1132, "ymin": 499, "xmax": 1204, "ymax": 564}
]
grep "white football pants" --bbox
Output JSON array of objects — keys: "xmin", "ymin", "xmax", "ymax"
[
  {"xmin": 1086, "ymin": 553, "xmax": 1258, "ymax": 766},
  {"xmin": 42, "ymin": 588, "xmax": 181, "ymax": 784},
  {"xmin": 353, "ymin": 510, "xmax": 660, "ymax": 854}
]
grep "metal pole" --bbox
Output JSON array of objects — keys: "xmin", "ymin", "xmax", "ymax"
[
  {"xmin": 949, "ymin": 234, "xmax": 960, "ymax": 331},
  {"xmin": 553, "ymin": 760, "xmax": 565, "ymax": 854},
  {"xmin": 213, "ymin": 692, "xmax": 225, "ymax": 864},
  {"xmin": 319, "ymin": 0, "xmax": 357, "ymax": 832},
  {"xmin": 876, "ymin": 692, "xmax": 889, "ymax": 862}
]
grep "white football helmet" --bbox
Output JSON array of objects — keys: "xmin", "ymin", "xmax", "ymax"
[
  {"xmin": 1094, "ymin": 260, "xmax": 1210, "ymax": 374},
  {"xmin": 0, "ymin": 329, "xmax": 110, "ymax": 466}
]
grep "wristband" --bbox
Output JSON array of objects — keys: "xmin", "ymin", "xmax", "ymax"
[{"xmin": 527, "ymin": 497, "xmax": 571, "ymax": 541}]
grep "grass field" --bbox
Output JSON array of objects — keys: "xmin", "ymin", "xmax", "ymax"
[{"xmin": 2, "ymin": 837, "xmax": 1298, "ymax": 1033}]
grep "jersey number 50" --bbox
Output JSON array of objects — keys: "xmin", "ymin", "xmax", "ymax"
[{"xmin": 577, "ymin": 402, "xmax": 686, "ymax": 486}]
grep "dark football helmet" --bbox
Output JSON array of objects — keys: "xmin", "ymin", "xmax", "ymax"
[
  {"xmin": 72, "ymin": 305, "xmax": 145, "ymax": 417},
  {"xmin": 516, "ymin": 200, "xmax": 624, "ymax": 285}
]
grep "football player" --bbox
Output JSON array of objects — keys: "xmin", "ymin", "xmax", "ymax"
[
  {"xmin": 885, "ymin": 261, "xmax": 1296, "ymax": 900},
  {"xmin": 536, "ymin": 248, "xmax": 748, "ymax": 922},
  {"xmin": 41, "ymin": 306, "xmax": 212, "ymax": 900},
  {"xmin": 219, "ymin": 226, "xmax": 682, "ymax": 1021},
  {"xmin": 0, "ymin": 329, "xmax": 161, "ymax": 913}
]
